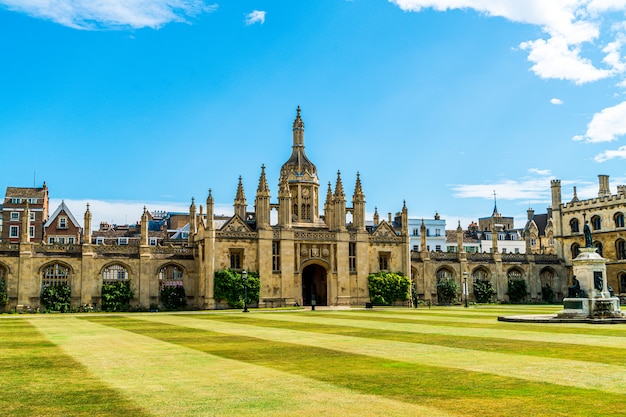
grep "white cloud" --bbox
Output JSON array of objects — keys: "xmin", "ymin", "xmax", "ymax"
[
  {"xmin": 574, "ymin": 100, "xmax": 626, "ymax": 143},
  {"xmin": 0, "ymin": 0, "xmax": 216, "ymax": 30},
  {"xmin": 245, "ymin": 10, "xmax": 266, "ymax": 26},
  {"xmin": 389, "ymin": 0, "xmax": 626, "ymax": 84},
  {"xmin": 528, "ymin": 168, "xmax": 552, "ymax": 175},
  {"xmin": 594, "ymin": 144, "xmax": 626, "ymax": 161},
  {"xmin": 451, "ymin": 177, "xmax": 553, "ymax": 201},
  {"xmin": 550, "ymin": 98, "xmax": 564, "ymax": 105}
]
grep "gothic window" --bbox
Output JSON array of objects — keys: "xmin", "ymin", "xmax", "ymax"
[
  {"xmin": 591, "ymin": 215, "xmax": 601, "ymax": 230},
  {"xmin": 472, "ymin": 268, "xmax": 489, "ymax": 282},
  {"xmin": 507, "ymin": 269, "xmax": 522, "ymax": 280},
  {"xmin": 595, "ymin": 241, "xmax": 603, "ymax": 257},
  {"xmin": 571, "ymin": 243, "xmax": 580, "ymax": 258},
  {"xmin": 540, "ymin": 268, "xmax": 555, "ymax": 288},
  {"xmin": 272, "ymin": 241, "xmax": 280, "ymax": 272},
  {"xmin": 570, "ymin": 218, "xmax": 579, "ymax": 233},
  {"xmin": 102, "ymin": 264, "xmax": 129, "ymax": 282},
  {"xmin": 615, "ymin": 213, "xmax": 625, "ymax": 228},
  {"xmin": 378, "ymin": 252, "xmax": 390, "ymax": 271},
  {"xmin": 617, "ymin": 239, "xmax": 626, "ymax": 260},
  {"xmin": 42, "ymin": 263, "xmax": 70, "ymax": 288},
  {"xmin": 158, "ymin": 264, "xmax": 184, "ymax": 290},
  {"xmin": 620, "ymin": 272, "xmax": 626, "ymax": 293},
  {"xmin": 229, "ymin": 249, "xmax": 243, "ymax": 270},
  {"xmin": 349, "ymin": 243, "xmax": 357, "ymax": 273},
  {"xmin": 0, "ymin": 264, "xmax": 6, "ymax": 293}
]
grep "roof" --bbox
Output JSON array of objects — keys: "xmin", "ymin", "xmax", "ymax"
[
  {"xmin": 44, "ymin": 201, "xmax": 81, "ymax": 229},
  {"xmin": 5, "ymin": 186, "xmax": 47, "ymax": 199}
]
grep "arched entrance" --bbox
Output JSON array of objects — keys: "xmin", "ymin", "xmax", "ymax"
[{"xmin": 302, "ymin": 264, "xmax": 327, "ymax": 306}]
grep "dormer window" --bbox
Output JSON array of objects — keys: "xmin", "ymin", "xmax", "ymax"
[
  {"xmin": 118, "ymin": 237, "xmax": 129, "ymax": 245},
  {"xmin": 58, "ymin": 217, "xmax": 67, "ymax": 229}
]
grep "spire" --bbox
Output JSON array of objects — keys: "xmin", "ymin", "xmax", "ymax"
[
  {"xmin": 373, "ymin": 206, "xmax": 379, "ymax": 225},
  {"xmin": 571, "ymin": 186, "xmax": 579, "ymax": 202},
  {"xmin": 206, "ymin": 189, "xmax": 214, "ymax": 231},
  {"xmin": 236, "ymin": 176, "xmax": 246, "ymax": 202},
  {"xmin": 353, "ymin": 172, "xmax": 364, "ymax": 199},
  {"xmin": 234, "ymin": 177, "xmax": 247, "ymax": 219},
  {"xmin": 334, "ymin": 170, "xmax": 345, "ymax": 198},
  {"xmin": 84, "ymin": 203, "xmax": 92, "ymax": 244},
  {"xmin": 492, "ymin": 190, "xmax": 499, "ymax": 216},
  {"xmin": 257, "ymin": 164, "xmax": 269, "ymax": 193},
  {"xmin": 292, "ymin": 105, "xmax": 305, "ymax": 146}
]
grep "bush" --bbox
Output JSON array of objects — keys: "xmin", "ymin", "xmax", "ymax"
[
  {"xmin": 214, "ymin": 269, "xmax": 260, "ymax": 308},
  {"xmin": 101, "ymin": 280, "xmax": 134, "ymax": 312},
  {"xmin": 473, "ymin": 279, "xmax": 496, "ymax": 303},
  {"xmin": 41, "ymin": 283, "xmax": 71, "ymax": 313},
  {"xmin": 541, "ymin": 284, "xmax": 555, "ymax": 304},
  {"xmin": 367, "ymin": 271, "xmax": 410, "ymax": 306},
  {"xmin": 507, "ymin": 278, "xmax": 528, "ymax": 303},
  {"xmin": 0, "ymin": 279, "xmax": 8, "ymax": 308},
  {"xmin": 160, "ymin": 286, "xmax": 187, "ymax": 310},
  {"xmin": 436, "ymin": 277, "xmax": 458, "ymax": 305}
]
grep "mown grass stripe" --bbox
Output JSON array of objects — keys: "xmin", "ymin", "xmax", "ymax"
[
  {"xmin": 136, "ymin": 313, "xmax": 626, "ymax": 394},
  {"xmin": 196, "ymin": 314, "xmax": 626, "ymax": 366},
  {"xmin": 0, "ymin": 319, "xmax": 150, "ymax": 417},
  {"xmin": 30, "ymin": 316, "xmax": 454, "ymax": 417},
  {"xmin": 85, "ymin": 315, "xmax": 626, "ymax": 417},
  {"xmin": 233, "ymin": 310, "xmax": 626, "ymax": 349}
]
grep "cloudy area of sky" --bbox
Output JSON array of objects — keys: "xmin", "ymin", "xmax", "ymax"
[{"xmin": 2, "ymin": 1, "xmax": 626, "ymax": 229}]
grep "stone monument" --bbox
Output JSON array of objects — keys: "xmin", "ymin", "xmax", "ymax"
[{"xmin": 559, "ymin": 220, "xmax": 624, "ymax": 319}]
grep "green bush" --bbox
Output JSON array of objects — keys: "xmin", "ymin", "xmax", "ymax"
[
  {"xmin": 367, "ymin": 271, "xmax": 410, "ymax": 306},
  {"xmin": 507, "ymin": 278, "xmax": 528, "ymax": 303},
  {"xmin": 160, "ymin": 286, "xmax": 187, "ymax": 310},
  {"xmin": 214, "ymin": 269, "xmax": 260, "ymax": 308},
  {"xmin": 0, "ymin": 279, "xmax": 8, "ymax": 308},
  {"xmin": 101, "ymin": 280, "xmax": 134, "ymax": 312},
  {"xmin": 541, "ymin": 284, "xmax": 555, "ymax": 304},
  {"xmin": 436, "ymin": 277, "xmax": 458, "ymax": 305},
  {"xmin": 473, "ymin": 279, "xmax": 496, "ymax": 303},
  {"xmin": 41, "ymin": 283, "xmax": 71, "ymax": 313}
]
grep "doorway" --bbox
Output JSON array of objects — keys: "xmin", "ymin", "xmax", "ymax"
[{"xmin": 302, "ymin": 264, "xmax": 327, "ymax": 306}]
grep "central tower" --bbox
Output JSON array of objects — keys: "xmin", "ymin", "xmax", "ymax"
[{"xmin": 279, "ymin": 106, "xmax": 321, "ymax": 225}]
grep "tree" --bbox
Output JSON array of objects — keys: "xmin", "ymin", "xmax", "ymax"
[
  {"xmin": 367, "ymin": 271, "xmax": 411, "ymax": 305},
  {"xmin": 436, "ymin": 277, "xmax": 458, "ymax": 305},
  {"xmin": 214, "ymin": 269, "xmax": 261, "ymax": 308}
]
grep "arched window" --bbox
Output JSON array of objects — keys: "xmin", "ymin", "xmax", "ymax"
[
  {"xmin": 615, "ymin": 213, "xmax": 625, "ymax": 228},
  {"xmin": 159, "ymin": 264, "xmax": 184, "ymax": 290},
  {"xmin": 102, "ymin": 264, "xmax": 129, "ymax": 282},
  {"xmin": 570, "ymin": 218, "xmax": 579, "ymax": 233},
  {"xmin": 472, "ymin": 268, "xmax": 489, "ymax": 282},
  {"xmin": 571, "ymin": 243, "xmax": 581, "ymax": 258},
  {"xmin": 436, "ymin": 268, "xmax": 453, "ymax": 281},
  {"xmin": 507, "ymin": 269, "xmax": 522, "ymax": 280},
  {"xmin": 42, "ymin": 263, "xmax": 70, "ymax": 288},
  {"xmin": 617, "ymin": 239, "xmax": 626, "ymax": 260},
  {"xmin": 591, "ymin": 215, "xmax": 601, "ymax": 230},
  {"xmin": 595, "ymin": 241, "xmax": 603, "ymax": 257},
  {"xmin": 0, "ymin": 264, "xmax": 7, "ymax": 295},
  {"xmin": 620, "ymin": 272, "xmax": 626, "ymax": 294}
]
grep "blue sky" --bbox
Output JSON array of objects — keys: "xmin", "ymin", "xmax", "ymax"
[{"xmin": 2, "ymin": 1, "xmax": 626, "ymax": 229}]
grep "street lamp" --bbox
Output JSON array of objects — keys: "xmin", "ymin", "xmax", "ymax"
[
  {"xmin": 242, "ymin": 270, "xmax": 249, "ymax": 313},
  {"xmin": 463, "ymin": 271, "xmax": 469, "ymax": 308}
]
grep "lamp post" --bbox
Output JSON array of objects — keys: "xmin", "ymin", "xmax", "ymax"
[
  {"xmin": 463, "ymin": 271, "xmax": 469, "ymax": 308},
  {"xmin": 242, "ymin": 270, "xmax": 249, "ymax": 313}
]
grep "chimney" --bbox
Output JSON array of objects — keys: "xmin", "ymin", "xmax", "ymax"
[{"xmin": 598, "ymin": 175, "xmax": 610, "ymax": 198}]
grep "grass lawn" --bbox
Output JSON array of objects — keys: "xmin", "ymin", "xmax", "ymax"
[{"xmin": 2, "ymin": 305, "xmax": 625, "ymax": 416}]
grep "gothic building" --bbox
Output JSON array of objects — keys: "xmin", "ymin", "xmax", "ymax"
[{"xmin": 0, "ymin": 108, "xmax": 410, "ymax": 310}]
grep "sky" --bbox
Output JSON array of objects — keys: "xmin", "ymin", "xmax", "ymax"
[{"xmin": 2, "ymin": 1, "xmax": 626, "ymax": 230}]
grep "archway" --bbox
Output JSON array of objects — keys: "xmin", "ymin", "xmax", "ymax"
[{"xmin": 302, "ymin": 264, "xmax": 327, "ymax": 306}]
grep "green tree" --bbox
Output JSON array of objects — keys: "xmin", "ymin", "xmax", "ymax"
[
  {"xmin": 41, "ymin": 283, "xmax": 71, "ymax": 313},
  {"xmin": 367, "ymin": 271, "xmax": 411, "ymax": 306},
  {"xmin": 473, "ymin": 279, "xmax": 496, "ymax": 303},
  {"xmin": 507, "ymin": 278, "xmax": 528, "ymax": 303},
  {"xmin": 214, "ymin": 269, "xmax": 261, "ymax": 308},
  {"xmin": 101, "ymin": 280, "xmax": 134, "ymax": 312},
  {"xmin": 160, "ymin": 285, "xmax": 187, "ymax": 310},
  {"xmin": 0, "ymin": 278, "xmax": 8, "ymax": 308},
  {"xmin": 436, "ymin": 277, "xmax": 458, "ymax": 305}
]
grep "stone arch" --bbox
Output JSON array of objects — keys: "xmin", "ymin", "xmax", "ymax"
[
  {"xmin": 471, "ymin": 266, "xmax": 490, "ymax": 282},
  {"xmin": 506, "ymin": 267, "xmax": 524, "ymax": 280},
  {"xmin": 301, "ymin": 262, "xmax": 327, "ymax": 306},
  {"xmin": 615, "ymin": 212, "xmax": 625, "ymax": 228},
  {"xmin": 39, "ymin": 261, "xmax": 73, "ymax": 288},
  {"xmin": 100, "ymin": 262, "xmax": 133, "ymax": 281},
  {"xmin": 539, "ymin": 267, "xmax": 559, "ymax": 302},
  {"xmin": 435, "ymin": 267, "xmax": 454, "ymax": 281},
  {"xmin": 158, "ymin": 263, "xmax": 186, "ymax": 290},
  {"xmin": 571, "ymin": 242, "xmax": 581, "ymax": 259},
  {"xmin": 570, "ymin": 218, "xmax": 580, "ymax": 233}
]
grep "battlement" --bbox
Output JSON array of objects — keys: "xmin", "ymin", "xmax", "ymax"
[{"xmin": 562, "ymin": 192, "xmax": 626, "ymax": 210}]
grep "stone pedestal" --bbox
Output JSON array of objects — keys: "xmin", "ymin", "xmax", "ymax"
[{"xmin": 558, "ymin": 247, "xmax": 624, "ymax": 319}]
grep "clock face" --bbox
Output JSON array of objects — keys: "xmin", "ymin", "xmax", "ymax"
[{"xmin": 302, "ymin": 187, "xmax": 310, "ymax": 197}]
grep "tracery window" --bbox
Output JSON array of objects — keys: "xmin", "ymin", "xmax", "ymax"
[
  {"xmin": 42, "ymin": 263, "xmax": 70, "ymax": 288},
  {"xmin": 158, "ymin": 264, "xmax": 184, "ymax": 290},
  {"xmin": 507, "ymin": 269, "xmax": 522, "ymax": 280},
  {"xmin": 102, "ymin": 264, "xmax": 129, "ymax": 282},
  {"xmin": 472, "ymin": 268, "xmax": 489, "ymax": 282}
]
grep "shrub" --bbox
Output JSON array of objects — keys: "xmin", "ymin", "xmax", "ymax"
[
  {"xmin": 41, "ymin": 283, "xmax": 71, "ymax": 313},
  {"xmin": 101, "ymin": 280, "xmax": 134, "ymax": 312},
  {"xmin": 214, "ymin": 269, "xmax": 260, "ymax": 308},
  {"xmin": 160, "ymin": 286, "xmax": 187, "ymax": 310},
  {"xmin": 507, "ymin": 278, "xmax": 528, "ymax": 303},
  {"xmin": 367, "ymin": 272, "xmax": 411, "ymax": 306},
  {"xmin": 541, "ymin": 284, "xmax": 555, "ymax": 304},
  {"xmin": 436, "ymin": 277, "xmax": 458, "ymax": 305},
  {"xmin": 473, "ymin": 279, "xmax": 496, "ymax": 303},
  {"xmin": 0, "ymin": 279, "xmax": 8, "ymax": 308}
]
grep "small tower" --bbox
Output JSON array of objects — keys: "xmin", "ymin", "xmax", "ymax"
[
  {"xmin": 456, "ymin": 220, "xmax": 464, "ymax": 253},
  {"xmin": 373, "ymin": 207, "xmax": 379, "ymax": 225},
  {"xmin": 401, "ymin": 200, "xmax": 408, "ymax": 236},
  {"xmin": 189, "ymin": 198, "xmax": 197, "ymax": 243},
  {"xmin": 333, "ymin": 171, "xmax": 346, "ymax": 231},
  {"xmin": 277, "ymin": 172, "xmax": 292, "ymax": 228},
  {"xmin": 324, "ymin": 182, "xmax": 333, "ymax": 228},
  {"xmin": 420, "ymin": 219, "xmax": 427, "ymax": 251},
  {"xmin": 598, "ymin": 175, "xmax": 610, "ymax": 198},
  {"xmin": 141, "ymin": 206, "xmax": 149, "ymax": 246},
  {"xmin": 234, "ymin": 176, "xmax": 247, "ymax": 219},
  {"xmin": 206, "ymin": 189, "xmax": 214, "ymax": 231},
  {"xmin": 83, "ymin": 203, "xmax": 92, "ymax": 244},
  {"xmin": 255, "ymin": 165, "xmax": 271, "ymax": 229},
  {"xmin": 21, "ymin": 200, "xmax": 31, "ymax": 243},
  {"xmin": 352, "ymin": 172, "xmax": 366, "ymax": 231}
]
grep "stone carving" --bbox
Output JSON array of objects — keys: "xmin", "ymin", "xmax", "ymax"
[
  {"xmin": 583, "ymin": 221, "xmax": 593, "ymax": 248},
  {"xmin": 567, "ymin": 276, "xmax": 585, "ymax": 298},
  {"xmin": 294, "ymin": 231, "xmax": 336, "ymax": 241}
]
